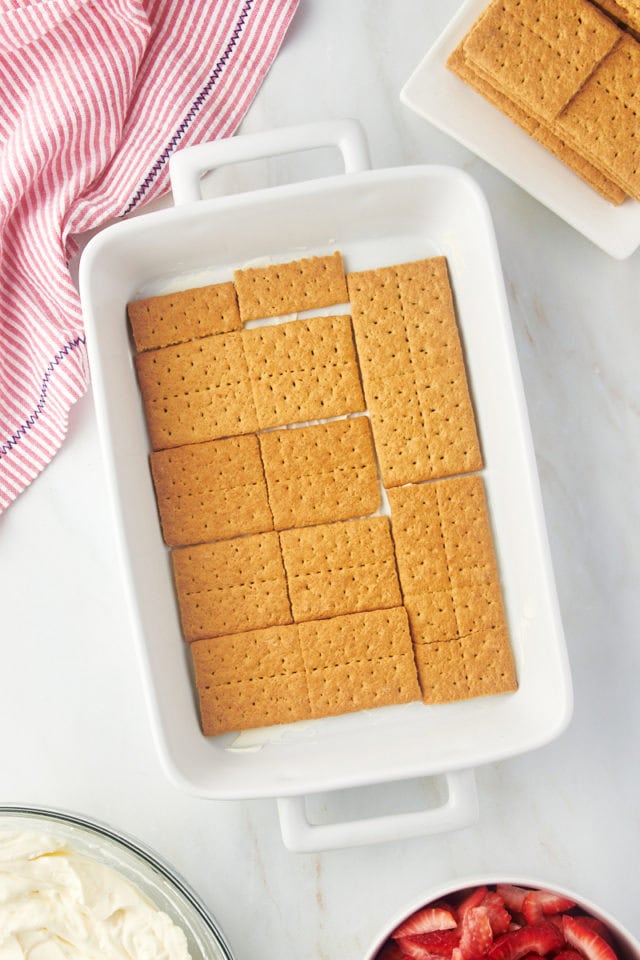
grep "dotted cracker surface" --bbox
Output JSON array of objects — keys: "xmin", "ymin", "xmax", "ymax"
[
  {"xmin": 242, "ymin": 315, "xmax": 365, "ymax": 430},
  {"xmin": 279, "ymin": 515, "xmax": 402, "ymax": 623},
  {"xmin": 259, "ymin": 417, "xmax": 379, "ymax": 531},
  {"xmin": 191, "ymin": 624, "xmax": 311, "ymax": 735},
  {"xmin": 413, "ymin": 627, "xmax": 517, "ymax": 705},
  {"xmin": 171, "ymin": 531, "xmax": 291, "ymax": 641},
  {"xmin": 150, "ymin": 435, "xmax": 273, "ymax": 547},
  {"xmin": 447, "ymin": 43, "xmax": 626, "ymax": 203},
  {"xmin": 135, "ymin": 332, "xmax": 257, "ymax": 450},
  {"xmin": 233, "ymin": 252, "xmax": 348, "ymax": 322},
  {"xmin": 557, "ymin": 36, "xmax": 640, "ymax": 199},
  {"xmin": 462, "ymin": 0, "xmax": 621, "ymax": 123},
  {"xmin": 128, "ymin": 281, "xmax": 240, "ymax": 352},
  {"xmin": 299, "ymin": 608, "xmax": 420, "ymax": 718},
  {"xmin": 347, "ymin": 257, "xmax": 482, "ymax": 487}
]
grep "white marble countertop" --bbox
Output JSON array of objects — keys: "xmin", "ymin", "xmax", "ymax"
[{"xmin": 1, "ymin": 1, "xmax": 639, "ymax": 956}]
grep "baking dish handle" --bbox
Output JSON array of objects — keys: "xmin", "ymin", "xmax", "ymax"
[
  {"xmin": 276, "ymin": 769, "xmax": 479, "ymax": 852},
  {"xmin": 169, "ymin": 118, "xmax": 371, "ymax": 205}
]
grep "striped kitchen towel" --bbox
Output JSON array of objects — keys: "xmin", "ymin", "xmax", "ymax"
[{"xmin": 0, "ymin": 0, "xmax": 298, "ymax": 513}]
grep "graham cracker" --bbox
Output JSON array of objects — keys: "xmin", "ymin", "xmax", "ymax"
[
  {"xmin": 298, "ymin": 608, "xmax": 421, "ymax": 718},
  {"xmin": 462, "ymin": 0, "xmax": 621, "ymax": 124},
  {"xmin": 446, "ymin": 43, "xmax": 627, "ymax": 204},
  {"xmin": 279, "ymin": 515, "xmax": 402, "ymax": 623},
  {"xmin": 233, "ymin": 252, "xmax": 348, "ymax": 322},
  {"xmin": 171, "ymin": 531, "xmax": 291, "ymax": 641},
  {"xmin": 388, "ymin": 475, "xmax": 509, "ymax": 647},
  {"xmin": 149, "ymin": 434, "xmax": 273, "ymax": 547},
  {"xmin": 128, "ymin": 281, "xmax": 240, "ymax": 352},
  {"xmin": 135, "ymin": 332, "xmax": 257, "ymax": 450},
  {"xmin": 242, "ymin": 315, "xmax": 365, "ymax": 430},
  {"xmin": 347, "ymin": 257, "xmax": 482, "ymax": 488},
  {"xmin": 413, "ymin": 627, "xmax": 517, "ymax": 705},
  {"xmin": 589, "ymin": 0, "xmax": 640, "ymax": 39},
  {"xmin": 557, "ymin": 36, "xmax": 640, "ymax": 200},
  {"xmin": 258, "ymin": 417, "xmax": 380, "ymax": 531},
  {"xmin": 191, "ymin": 624, "xmax": 311, "ymax": 735}
]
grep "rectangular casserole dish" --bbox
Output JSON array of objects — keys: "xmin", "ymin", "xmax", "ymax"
[{"xmin": 80, "ymin": 120, "xmax": 572, "ymax": 851}]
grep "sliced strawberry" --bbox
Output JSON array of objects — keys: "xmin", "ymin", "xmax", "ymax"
[
  {"xmin": 522, "ymin": 893, "xmax": 545, "ymax": 925},
  {"xmin": 480, "ymin": 892, "xmax": 511, "ymax": 936},
  {"xmin": 377, "ymin": 940, "xmax": 407, "ymax": 960},
  {"xmin": 531, "ymin": 888, "xmax": 576, "ymax": 915},
  {"xmin": 460, "ymin": 907, "xmax": 493, "ymax": 960},
  {"xmin": 457, "ymin": 887, "xmax": 489, "ymax": 921},
  {"xmin": 488, "ymin": 922, "xmax": 564, "ymax": 960},
  {"xmin": 554, "ymin": 951, "xmax": 585, "ymax": 960},
  {"xmin": 452, "ymin": 950, "xmax": 463, "ymax": 960},
  {"xmin": 496, "ymin": 885, "xmax": 531, "ymax": 914},
  {"xmin": 403, "ymin": 930, "xmax": 461, "ymax": 958},
  {"xmin": 393, "ymin": 907, "xmax": 458, "ymax": 938},
  {"xmin": 573, "ymin": 917, "xmax": 615, "ymax": 946},
  {"xmin": 562, "ymin": 916, "xmax": 618, "ymax": 960},
  {"xmin": 397, "ymin": 938, "xmax": 435, "ymax": 960}
]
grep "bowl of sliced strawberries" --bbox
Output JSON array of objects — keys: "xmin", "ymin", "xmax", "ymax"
[{"xmin": 368, "ymin": 879, "xmax": 639, "ymax": 960}]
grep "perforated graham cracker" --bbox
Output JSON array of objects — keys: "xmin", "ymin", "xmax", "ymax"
[
  {"xmin": 462, "ymin": 0, "xmax": 621, "ymax": 123},
  {"xmin": 259, "ymin": 417, "xmax": 379, "ymax": 531},
  {"xmin": 128, "ymin": 281, "xmax": 240, "ymax": 352},
  {"xmin": 298, "ymin": 608, "xmax": 420, "ymax": 718},
  {"xmin": 557, "ymin": 36, "xmax": 640, "ymax": 199},
  {"xmin": 279, "ymin": 515, "xmax": 402, "ymax": 623},
  {"xmin": 233, "ymin": 252, "xmax": 348, "ymax": 322},
  {"xmin": 191, "ymin": 624, "xmax": 311, "ymax": 735},
  {"xmin": 150, "ymin": 434, "xmax": 273, "ymax": 547},
  {"xmin": 347, "ymin": 257, "xmax": 482, "ymax": 488},
  {"xmin": 446, "ymin": 43, "xmax": 627, "ymax": 204},
  {"xmin": 388, "ymin": 475, "xmax": 509, "ymax": 647},
  {"xmin": 413, "ymin": 627, "xmax": 517, "ymax": 705},
  {"xmin": 171, "ymin": 531, "xmax": 291, "ymax": 641},
  {"xmin": 243, "ymin": 315, "xmax": 365, "ymax": 430},
  {"xmin": 135, "ymin": 332, "xmax": 257, "ymax": 450}
]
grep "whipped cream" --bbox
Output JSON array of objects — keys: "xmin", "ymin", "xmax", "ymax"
[{"xmin": 0, "ymin": 830, "xmax": 192, "ymax": 959}]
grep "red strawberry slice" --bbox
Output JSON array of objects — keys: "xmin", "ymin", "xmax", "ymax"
[
  {"xmin": 460, "ymin": 907, "xmax": 493, "ymax": 960},
  {"xmin": 397, "ymin": 938, "xmax": 440, "ymax": 960},
  {"xmin": 562, "ymin": 916, "xmax": 618, "ymax": 960},
  {"xmin": 402, "ymin": 931, "xmax": 461, "ymax": 958},
  {"xmin": 457, "ymin": 887, "xmax": 489, "ymax": 921},
  {"xmin": 554, "ymin": 951, "xmax": 586, "ymax": 960},
  {"xmin": 496, "ymin": 886, "xmax": 531, "ymax": 914},
  {"xmin": 488, "ymin": 922, "xmax": 564, "ymax": 960},
  {"xmin": 480, "ymin": 892, "xmax": 512, "ymax": 936},
  {"xmin": 573, "ymin": 917, "xmax": 615, "ymax": 946},
  {"xmin": 531, "ymin": 888, "xmax": 576, "ymax": 915},
  {"xmin": 393, "ymin": 907, "xmax": 458, "ymax": 938},
  {"xmin": 522, "ymin": 893, "xmax": 545, "ymax": 925}
]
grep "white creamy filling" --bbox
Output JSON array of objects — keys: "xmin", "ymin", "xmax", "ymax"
[{"xmin": 0, "ymin": 832, "xmax": 191, "ymax": 960}]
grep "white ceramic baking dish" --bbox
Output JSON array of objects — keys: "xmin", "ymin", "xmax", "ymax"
[{"xmin": 80, "ymin": 120, "xmax": 572, "ymax": 852}]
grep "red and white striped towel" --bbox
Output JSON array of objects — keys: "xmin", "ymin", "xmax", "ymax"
[{"xmin": 0, "ymin": 0, "xmax": 298, "ymax": 513}]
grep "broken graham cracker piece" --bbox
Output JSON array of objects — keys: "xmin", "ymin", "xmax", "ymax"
[
  {"xmin": 127, "ymin": 281, "xmax": 240, "ymax": 352},
  {"xmin": 279, "ymin": 515, "xmax": 402, "ymax": 623},
  {"xmin": 233, "ymin": 251, "xmax": 348, "ymax": 322},
  {"xmin": 446, "ymin": 43, "xmax": 627, "ymax": 204},
  {"xmin": 556, "ymin": 35, "xmax": 640, "ymax": 200},
  {"xmin": 388, "ymin": 475, "xmax": 509, "ymax": 647},
  {"xmin": 461, "ymin": 0, "xmax": 621, "ymax": 124},
  {"xmin": 413, "ymin": 627, "xmax": 517, "ymax": 705},
  {"xmin": 258, "ymin": 417, "xmax": 380, "ymax": 531},
  {"xmin": 191, "ymin": 624, "xmax": 312, "ymax": 736},
  {"xmin": 171, "ymin": 531, "xmax": 291, "ymax": 641},
  {"xmin": 298, "ymin": 608, "xmax": 421, "ymax": 719},
  {"xmin": 134, "ymin": 332, "xmax": 257, "ymax": 450},
  {"xmin": 242, "ymin": 314, "xmax": 365, "ymax": 430},
  {"xmin": 150, "ymin": 434, "xmax": 273, "ymax": 547},
  {"xmin": 347, "ymin": 257, "xmax": 482, "ymax": 488}
]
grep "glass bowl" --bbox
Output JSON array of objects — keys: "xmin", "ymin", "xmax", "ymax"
[{"xmin": 0, "ymin": 805, "xmax": 233, "ymax": 960}]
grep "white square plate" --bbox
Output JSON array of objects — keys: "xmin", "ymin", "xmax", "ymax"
[{"xmin": 400, "ymin": 0, "xmax": 640, "ymax": 260}]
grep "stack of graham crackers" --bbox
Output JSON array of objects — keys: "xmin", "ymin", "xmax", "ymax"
[
  {"xmin": 447, "ymin": 0, "xmax": 640, "ymax": 205},
  {"xmin": 128, "ymin": 251, "xmax": 517, "ymax": 736}
]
